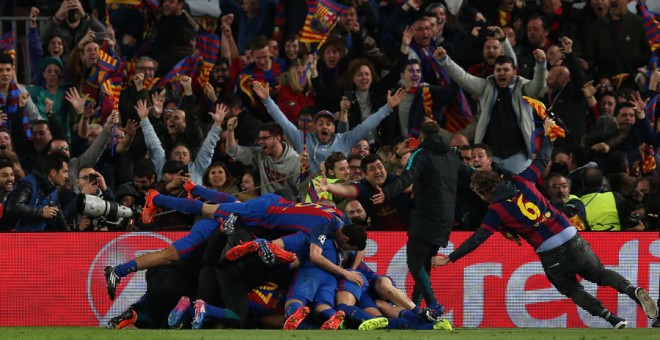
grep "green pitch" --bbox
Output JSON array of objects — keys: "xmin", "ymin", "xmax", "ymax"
[{"xmin": 0, "ymin": 328, "xmax": 658, "ymax": 340}]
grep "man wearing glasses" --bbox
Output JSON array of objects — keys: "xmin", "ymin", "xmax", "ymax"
[
  {"xmin": 119, "ymin": 56, "xmax": 159, "ymax": 123},
  {"xmin": 226, "ymin": 120, "xmax": 300, "ymax": 195}
]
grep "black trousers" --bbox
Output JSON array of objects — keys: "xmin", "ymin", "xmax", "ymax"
[
  {"xmin": 538, "ymin": 234, "xmax": 631, "ymax": 316},
  {"xmin": 407, "ymin": 236, "xmax": 440, "ymax": 306}
]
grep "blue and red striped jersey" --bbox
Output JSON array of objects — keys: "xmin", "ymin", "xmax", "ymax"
[
  {"xmin": 480, "ymin": 173, "xmax": 573, "ymax": 250},
  {"xmin": 215, "ymin": 193, "xmax": 344, "ymax": 237}
]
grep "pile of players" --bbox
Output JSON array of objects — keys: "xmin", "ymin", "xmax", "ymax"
[{"xmin": 103, "ymin": 181, "xmax": 453, "ymax": 331}]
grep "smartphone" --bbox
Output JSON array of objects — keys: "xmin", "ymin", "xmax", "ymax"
[
  {"xmin": 67, "ymin": 9, "xmax": 77, "ymax": 23},
  {"xmin": 88, "ymin": 173, "xmax": 98, "ymax": 184}
]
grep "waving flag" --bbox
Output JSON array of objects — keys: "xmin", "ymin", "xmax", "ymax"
[
  {"xmin": 196, "ymin": 31, "xmax": 220, "ymax": 86},
  {"xmin": 611, "ymin": 73, "xmax": 630, "ymax": 91},
  {"xmin": 143, "ymin": 0, "xmax": 160, "ymax": 10},
  {"xmin": 101, "ymin": 76, "xmax": 122, "ymax": 112},
  {"xmin": 299, "ymin": 0, "xmax": 346, "ymax": 43},
  {"xmin": 97, "ymin": 49, "xmax": 120, "ymax": 74},
  {"xmin": 239, "ymin": 74, "xmax": 258, "ymax": 106},
  {"xmin": 638, "ymin": 1, "xmax": 660, "ymax": 50},
  {"xmin": 0, "ymin": 32, "xmax": 15, "ymax": 60},
  {"xmin": 156, "ymin": 54, "xmax": 201, "ymax": 89},
  {"xmin": 522, "ymin": 96, "xmax": 547, "ymax": 118},
  {"xmin": 647, "ymin": 94, "xmax": 658, "ymax": 126},
  {"xmin": 523, "ymin": 96, "xmax": 565, "ymax": 146},
  {"xmin": 640, "ymin": 143, "xmax": 657, "ymax": 174}
]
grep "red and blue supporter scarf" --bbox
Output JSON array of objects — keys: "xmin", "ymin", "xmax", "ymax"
[{"xmin": 1, "ymin": 80, "xmax": 31, "ymax": 139}]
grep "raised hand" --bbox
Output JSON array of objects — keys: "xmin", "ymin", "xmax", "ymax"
[
  {"xmin": 134, "ymin": 99, "xmax": 150, "ymax": 120},
  {"xmin": 226, "ymin": 116, "xmax": 238, "ymax": 131},
  {"xmin": 124, "ymin": 119, "xmax": 139, "ymax": 138},
  {"xmin": 251, "ymin": 81, "xmax": 270, "ymax": 100},
  {"xmin": 65, "ymin": 87, "xmax": 85, "ymax": 114},
  {"xmin": 386, "ymin": 88, "xmax": 406, "ymax": 109},
  {"xmin": 559, "ymin": 36, "xmax": 573, "ymax": 55},
  {"xmin": 105, "ymin": 111, "xmax": 119, "ymax": 128},
  {"xmin": 533, "ymin": 49, "xmax": 546, "ymax": 63},
  {"xmin": 434, "ymin": 47, "xmax": 447, "ymax": 61},
  {"xmin": 543, "ymin": 118, "xmax": 557, "ymax": 136},
  {"xmin": 317, "ymin": 171, "xmax": 329, "ymax": 192},
  {"xmin": 340, "ymin": 96, "xmax": 351, "ymax": 114},
  {"xmin": 179, "ymin": 75, "xmax": 193, "ymax": 95},
  {"xmin": 29, "ymin": 7, "xmax": 39, "ymax": 27},
  {"xmin": 401, "ymin": 25, "xmax": 414, "ymax": 47},
  {"xmin": 209, "ymin": 103, "xmax": 228, "ymax": 127},
  {"xmin": 133, "ymin": 73, "xmax": 145, "ymax": 90},
  {"xmin": 204, "ymin": 82, "xmax": 218, "ymax": 102},
  {"xmin": 19, "ymin": 92, "xmax": 30, "ymax": 108},
  {"xmin": 629, "ymin": 91, "xmax": 650, "ymax": 119},
  {"xmin": 407, "ymin": 0, "xmax": 423, "ymax": 11},
  {"xmin": 44, "ymin": 98, "xmax": 54, "ymax": 115},
  {"xmin": 490, "ymin": 26, "xmax": 505, "ymax": 41},
  {"xmin": 581, "ymin": 80, "xmax": 596, "ymax": 99},
  {"xmin": 151, "ymin": 89, "xmax": 165, "ymax": 118},
  {"xmin": 78, "ymin": 29, "xmax": 95, "ymax": 49}
]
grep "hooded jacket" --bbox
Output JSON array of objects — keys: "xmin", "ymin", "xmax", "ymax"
[
  {"xmin": 228, "ymin": 141, "xmax": 300, "ymax": 195},
  {"xmin": 381, "ymin": 134, "xmax": 468, "ymax": 246}
]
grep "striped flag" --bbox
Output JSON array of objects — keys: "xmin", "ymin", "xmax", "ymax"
[
  {"xmin": 0, "ymin": 32, "xmax": 15, "ymax": 60},
  {"xmin": 307, "ymin": 178, "xmax": 321, "ymax": 203},
  {"xmin": 611, "ymin": 73, "xmax": 630, "ymax": 91},
  {"xmin": 637, "ymin": 1, "xmax": 660, "ymax": 50},
  {"xmin": 646, "ymin": 94, "xmax": 657, "ymax": 126},
  {"xmin": 97, "ymin": 48, "xmax": 120, "ymax": 74},
  {"xmin": 523, "ymin": 95, "xmax": 565, "ymax": 144},
  {"xmin": 640, "ymin": 143, "xmax": 657, "ymax": 174},
  {"xmin": 156, "ymin": 54, "xmax": 201, "ymax": 88},
  {"xmin": 196, "ymin": 31, "xmax": 220, "ymax": 86},
  {"xmin": 101, "ymin": 76, "xmax": 123, "ymax": 112},
  {"xmin": 298, "ymin": 0, "xmax": 346, "ymax": 43},
  {"xmin": 143, "ymin": 0, "xmax": 160, "ymax": 10},
  {"xmin": 239, "ymin": 74, "xmax": 259, "ymax": 106},
  {"xmin": 522, "ymin": 96, "xmax": 547, "ymax": 118}
]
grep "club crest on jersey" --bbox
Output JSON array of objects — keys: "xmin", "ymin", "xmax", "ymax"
[{"xmin": 318, "ymin": 234, "xmax": 326, "ymax": 245}]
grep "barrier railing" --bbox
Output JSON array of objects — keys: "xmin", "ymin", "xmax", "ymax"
[{"xmin": 0, "ymin": 16, "xmax": 51, "ymax": 85}]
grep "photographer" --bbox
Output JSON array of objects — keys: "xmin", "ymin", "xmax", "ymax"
[
  {"xmin": 4, "ymin": 152, "xmax": 69, "ymax": 231},
  {"xmin": 62, "ymin": 167, "xmax": 116, "ymax": 231},
  {"xmin": 40, "ymin": 0, "xmax": 106, "ymax": 53}
]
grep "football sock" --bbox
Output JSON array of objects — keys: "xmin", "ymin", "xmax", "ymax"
[
  {"xmin": 337, "ymin": 304, "xmax": 374, "ymax": 322},
  {"xmin": 114, "ymin": 260, "xmax": 138, "ymax": 278},
  {"xmin": 153, "ymin": 195, "xmax": 203, "ymax": 215},
  {"xmin": 205, "ymin": 304, "xmax": 240, "ymax": 321},
  {"xmin": 387, "ymin": 317, "xmax": 435, "ymax": 330},
  {"xmin": 319, "ymin": 307, "xmax": 336, "ymax": 321},
  {"xmin": 285, "ymin": 301, "xmax": 304, "ymax": 318},
  {"xmin": 192, "ymin": 186, "xmax": 238, "ymax": 204}
]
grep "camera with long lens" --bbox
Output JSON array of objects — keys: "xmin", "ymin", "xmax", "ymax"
[{"xmin": 77, "ymin": 194, "xmax": 139, "ymax": 229}]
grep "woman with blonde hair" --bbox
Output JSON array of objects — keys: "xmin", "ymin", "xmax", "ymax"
[{"xmin": 276, "ymin": 57, "xmax": 316, "ymax": 124}]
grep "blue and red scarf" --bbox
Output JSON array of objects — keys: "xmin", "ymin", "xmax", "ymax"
[{"xmin": 0, "ymin": 80, "xmax": 31, "ymax": 139}]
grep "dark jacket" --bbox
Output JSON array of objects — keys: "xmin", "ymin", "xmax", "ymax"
[
  {"xmin": 381, "ymin": 134, "xmax": 464, "ymax": 246},
  {"xmin": 4, "ymin": 172, "xmax": 67, "ymax": 231}
]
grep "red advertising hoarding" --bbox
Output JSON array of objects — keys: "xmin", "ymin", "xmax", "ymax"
[{"xmin": 0, "ymin": 231, "xmax": 658, "ymax": 328}]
